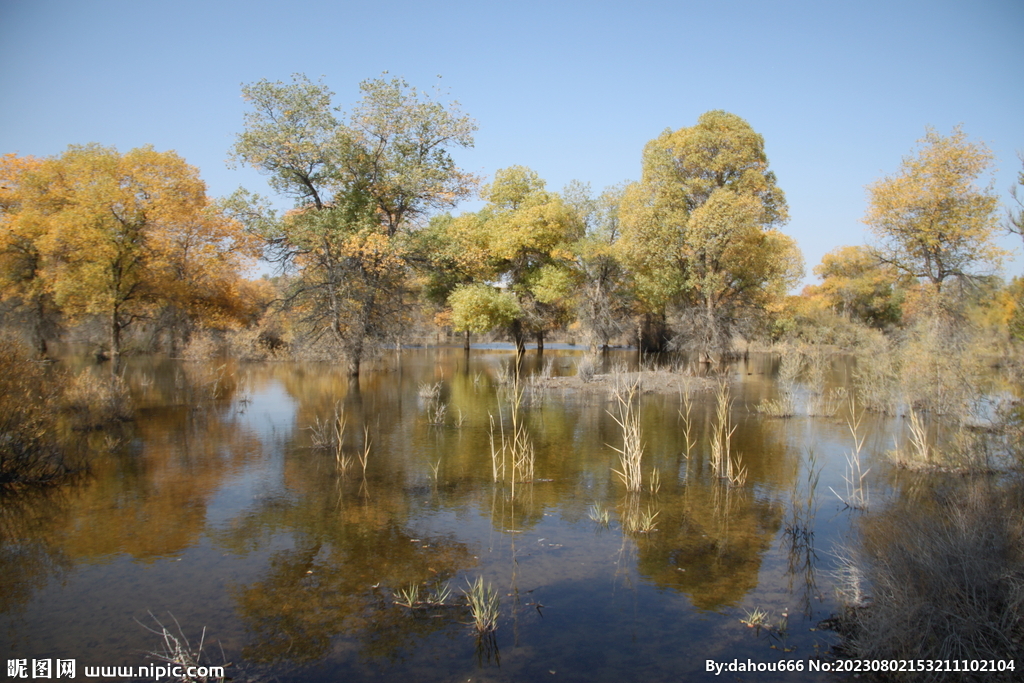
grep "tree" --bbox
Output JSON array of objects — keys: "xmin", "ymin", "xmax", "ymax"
[
  {"xmin": 230, "ymin": 74, "xmax": 477, "ymax": 375},
  {"xmin": 810, "ymin": 245, "xmax": 907, "ymax": 328},
  {"xmin": 618, "ymin": 111, "xmax": 800, "ymax": 357},
  {"xmin": 1007, "ymin": 153, "xmax": 1024, "ymax": 249},
  {"xmin": 563, "ymin": 181, "xmax": 631, "ymax": 351},
  {"xmin": 444, "ymin": 166, "xmax": 581, "ymax": 353},
  {"xmin": 4, "ymin": 145, "xmax": 257, "ymax": 365},
  {"xmin": 865, "ymin": 126, "xmax": 1004, "ymax": 293},
  {"xmin": 0, "ymin": 154, "xmax": 58, "ymax": 355}
]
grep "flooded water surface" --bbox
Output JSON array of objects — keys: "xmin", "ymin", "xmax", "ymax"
[{"xmin": 2, "ymin": 349, "xmax": 903, "ymax": 681}]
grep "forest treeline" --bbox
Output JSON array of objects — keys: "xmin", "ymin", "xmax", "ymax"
[{"xmin": 2, "ymin": 74, "xmax": 1022, "ymax": 375}]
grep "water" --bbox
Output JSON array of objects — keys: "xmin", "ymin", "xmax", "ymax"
[{"xmin": 1, "ymin": 349, "xmax": 901, "ymax": 681}]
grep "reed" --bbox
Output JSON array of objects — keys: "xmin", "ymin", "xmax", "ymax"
[
  {"xmin": 609, "ymin": 378, "xmax": 644, "ymax": 492},
  {"xmin": 678, "ymin": 381, "xmax": 697, "ymax": 460},
  {"xmin": 832, "ymin": 482, "xmax": 1024, "ymax": 677},
  {"xmin": 138, "ymin": 612, "xmax": 225, "ymax": 683},
  {"xmin": 756, "ymin": 353, "xmax": 800, "ymax": 417},
  {"xmin": 357, "ymin": 425, "xmax": 371, "ymax": 479},
  {"xmin": 710, "ymin": 382, "xmax": 746, "ymax": 486},
  {"xmin": 829, "ymin": 401, "xmax": 870, "ymax": 511},
  {"xmin": 488, "ymin": 378, "xmax": 534, "ymax": 492}
]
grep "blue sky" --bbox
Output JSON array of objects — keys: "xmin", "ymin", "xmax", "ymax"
[{"xmin": 2, "ymin": 0, "xmax": 1021, "ymax": 283}]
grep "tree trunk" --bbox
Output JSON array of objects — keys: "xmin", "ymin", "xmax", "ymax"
[
  {"xmin": 464, "ymin": 330, "xmax": 471, "ymax": 352},
  {"xmin": 510, "ymin": 319, "xmax": 526, "ymax": 356},
  {"xmin": 535, "ymin": 330, "xmax": 544, "ymax": 354},
  {"xmin": 109, "ymin": 311, "xmax": 122, "ymax": 374}
]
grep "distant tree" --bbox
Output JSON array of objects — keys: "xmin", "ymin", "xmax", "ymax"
[
  {"xmin": 230, "ymin": 74, "xmax": 477, "ymax": 375},
  {"xmin": 865, "ymin": 126, "xmax": 1004, "ymax": 294},
  {"xmin": 11, "ymin": 145, "xmax": 257, "ymax": 366},
  {"xmin": 810, "ymin": 245, "xmax": 907, "ymax": 328},
  {"xmin": 563, "ymin": 181, "xmax": 631, "ymax": 351},
  {"xmin": 0, "ymin": 154, "xmax": 58, "ymax": 355},
  {"xmin": 618, "ymin": 110, "xmax": 800, "ymax": 358}
]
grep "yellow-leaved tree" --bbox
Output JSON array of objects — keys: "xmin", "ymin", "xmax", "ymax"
[
  {"xmin": 8, "ymin": 144, "xmax": 258, "ymax": 364},
  {"xmin": 0, "ymin": 153, "xmax": 58, "ymax": 356},
  {"xmin": 618, "ymin": 111, "xmax": 802, "ymax": 357},
  {"xmin": 865, "ymin": 126, "xmax": 1004, "ymax": 294},
  {"xmin": 443, "ymin": 166, "xmax": 582, "ymax": 353}
]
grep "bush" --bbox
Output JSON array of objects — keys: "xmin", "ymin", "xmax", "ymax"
[
  {"xmin": 0, "ymin": 340, "xmax": 77, "ymax": 486},
  {"xmin": 833, "ymin": 481, "xmax": 1024, "ymax": 681}
]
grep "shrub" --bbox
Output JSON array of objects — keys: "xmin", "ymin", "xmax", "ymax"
[
  {"xmin": 833, "ymin": 482, "xmax": 1024, "ymax": 681},
  {"xmin": 0, "ymin": 339, "xmax": 77, "ymax": 486}
]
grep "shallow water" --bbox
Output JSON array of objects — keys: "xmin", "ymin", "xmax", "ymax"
[{"xmin": 2, "ymin": 349, "xmax": 910, "ymax": 681}]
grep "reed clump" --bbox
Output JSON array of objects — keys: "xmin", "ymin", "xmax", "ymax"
[
  {"xmin": 609, "ymin": 377, "xmax": 644, "ymax": 492},
  {"xmin": 756, "ymin": 353, "xmax": 801, "ymax": 418},
  {"xmin": 832, "ymin": 482, "xmax": 1024, "ymax": 680},
  {"xmin": 64, "ymin": 370, "xmax": 134, "ymax": 427},
  {"xmin": 488, "ymin": 378, "xmax": 534, "ymax": 491},
  {"xmin": 710, "ymin": 382, "xmax": 746, "ymax": 486}
]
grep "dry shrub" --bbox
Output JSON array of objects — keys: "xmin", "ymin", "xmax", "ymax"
[
  {"xmin": 0, "ymin": 340, "xmax": 76, "ymax": 486},
  {"xmin": 834, "ymin": 481, "xmax": 1024, "ymax": 681},
  {"xmin": 224, "ymin": 326, "xmax": 290, "ymax": 361},
  {"xmin": 852, "ymin": 337, "xmax": 901, "ymax": 415},
  {"xmin": 182, "ymin": 329, "xmax": 222, "ymax": 361},
  {"xmin": 900, "ymin": 319, "xmax": 985, "ymax": 417},
  {"xmin": 64, "ymin": 370, "xmax": 134, "ymax": 427}
]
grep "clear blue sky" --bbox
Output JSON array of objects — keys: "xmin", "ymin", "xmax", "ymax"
[{"xmin": 2, "ymin": 0, "xmax": 1021, "ymax": 283}]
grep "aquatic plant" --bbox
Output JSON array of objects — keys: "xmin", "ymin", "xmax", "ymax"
[
  {"xmin": 418, "ymin": 381, "xmax": 442, "ymax": 400},
  {"xmin": 463, "ymin": 577, "xmax": 500, "ymax": 634},
  {"xmin": 678, "ymin": 380, "xmax": 697, "ymax": 460},
  {"xmin": 138, "ymin": 612, "xmax": 226, "ymax": 683},
  {"xmin": 807, "ymin": 386, "xmax": 847, "ymax": 417},
  {"xmin": 756, "ymin": 353, "xmax": 800, "ymax": 417},
  {"xmin": 609, "ymin": 378, "xmax": 644, "ymax": 492},
  {"xmin": 393, "ymin": 583, "xmax": 420, "ymax": 608},
  {"xmin": 587, "ymin": 502, "xmax": 610, "ymax": 526},
  {"xmin": 830, "ymin": 402, "xmax": 870, "ymax": 511},
  {"xmin": 488, "ymin": 378, "xmax": 534, "ymax": 492},
  {"xmin": 710, "ymin": 381, "xmax": 746, "ymax": 486},
  {"xmin": 425, "ymin": 397, "xmax": 447, "ymax": 426},
  {"xmin": 575, "ymin": 354, "xmax": 596, "ymax": 383}
]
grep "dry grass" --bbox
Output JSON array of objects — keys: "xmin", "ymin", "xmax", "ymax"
[
  {"xmin": 830, "ymin": 403, "xmax": 870, "ymax": 511},
  {"xmin": 710, "ymin": 382, "xmax": 746, "ymax": 486},
  {"xmin": 609, "ymin": 377, "xmax": 644, "ymax": 492},
  {"xmin": 138, "ymin": 612, "xmax": 226, "ymax": 683},
  {"xmin": 575, "ymin": 354, "xmax": 597, "ymax": 383},
  {"xmin": 64, "ymin": 370, "xmax": 134, "ymax": 427},
  {"xmin": 756, "ymin": 354, "xmax": 801, "ymax": 418},
  {"xmin": 832, "ymin": 482, "xmax": 1024, "ymax": 681},
  {"xmin": 488, "ymin": 378, "xmax": 534, "ymax": 492}
]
